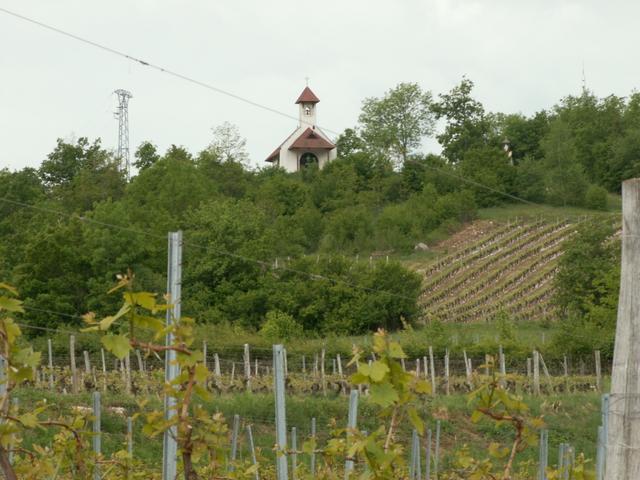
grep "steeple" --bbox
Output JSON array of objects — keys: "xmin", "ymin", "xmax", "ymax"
[{"xmin": 296, "ymin": 86, "xmax": 320, "ymax": 127}]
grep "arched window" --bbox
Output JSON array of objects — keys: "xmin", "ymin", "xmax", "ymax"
[{"xmin": 300, "ymin": 152, "xmax": 318, "ymax": 168}]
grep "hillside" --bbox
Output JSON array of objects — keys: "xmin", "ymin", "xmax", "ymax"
[{"xmin": 410, "ymin": 218, "xmax": 579, "ymax": 323}]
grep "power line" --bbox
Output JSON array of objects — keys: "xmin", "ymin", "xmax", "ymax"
[{"xmin": 0, "ymin": 6, "xmax": 339, "ymax": 137}]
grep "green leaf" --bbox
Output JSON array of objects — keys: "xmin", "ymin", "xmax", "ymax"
[
  {"xmin": 17, "ymin": 412, "xmax": 39, "ymax": 428},
  {"xmin": 124, "ymin": 292, "xmax": 157, "ymax": 311},
  {"xmin": 369, "ymin": 383, "xmax": 399, "ymax": 407},
  {"xmin": 470, "ymin": 409, "xmax": 484, "ymax": 424},
  {"xmin": 388, "ymin": 341, "xmax": 406, "ymax": 359},
  {"xmin": 369, "ymin": 361, "xmax": 390, "ymax": 382},
  {"xmin": 0, "ymin": 296, "xmax": 23, "ymax": 313},
  {"xmin": 0, "ymin": 283, "xmax": 18, "ymax": 296},
  {"xmin": 99, "ymin": 303, "xmax": 130, "ymax": 331},
  {"xmin": 101, "ymin": 334, "xmax": 131, "ymax": 359}
]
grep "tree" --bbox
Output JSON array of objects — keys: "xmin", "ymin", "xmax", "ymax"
[
  {"xmin": 359, "ymin": 83, "xmax": 435, "ymax": 165},
  {"xmin": 133, "ymin": 141, "xmax": 160, "ymax": 172},
  {"xmin": 541, "ymin": 120, "xmax": 588, "ymax": 206},
  {"xmin": 39, "ymin": 137, "xmax": 112, "ymax": 189},
  {"xmin": 207, "ymin": 121, "xmax": 249, "ymax": 165},
  {"xmin": 554, "ymin": 219, "xmax": 618, "ymax": 316},
  {"xmin": 432, "ymin": 77, "xmax": 492, "ymax": 163},
  {"xmin": 495, "ymin": 111, "xmax": 550, "ymax": 162},
  {"xmin": 336, "ymin": 128, "xmax": 366, "ymax": 157}
]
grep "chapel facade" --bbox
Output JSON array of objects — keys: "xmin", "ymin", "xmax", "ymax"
[{"xmin": 265, "ymin": 86, "xmax": 337, "ymax": 172}]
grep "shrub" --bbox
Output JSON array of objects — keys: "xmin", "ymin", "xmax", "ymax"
[
  {"xmin": 585, "ymin": 184, "xmax": 608, "ymax": 210},
  {"xmin": 259, "ymin": 310, "xmax": 304, "ymax": 342}
]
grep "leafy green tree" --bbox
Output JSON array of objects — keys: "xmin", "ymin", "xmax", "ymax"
[
  {"xmin": 432, "ymin": 77, "xmax": 492, "ymax": 163},
  {"xmin": 541, "ymin": 120, "xmax": 588, "ymax": 206},
  {"xmin": 554, "ymin": 219, "xmax": 618, "ymax": 316},
  {"xmin": 336, "ymin": 127, "xmax": 366, "ymax": 157},
  {"xmin": 513, "ymin": 156, "xmax": 546, "ymax": 202},
  {"xmin": 585, "ymin": 184, "xmax": 608, "ymax": 210},
  {"xmin": 133, "ymin": 141, "xmax": 160, "ymax": 172},
  {"xmin": 207, "ymin": 121, "xmax": 249, "ymax": 165},
  {"xmin": 606, "ymin": 128, "xmax": 640, "ymax": 191},
  {"xmin": 359, "ymin": 83, "xmax": 435, "ymax": 165},
  {"xmin": 39, "ymin": 137, "xmax": 112, "ymax": 189},
  {"xmin": 555, "ymin": 90, "xmax": 625, "ymax": 187},
  {"xmin": 458, "ymin": 146, "xmax": 516, "ymax": 207},
  {"xmin": 496, "ymin": 111, "xmax": 550, "ymax": 162},
  {"xmin": 259, "ymin": 310, "xmax": 304, "ymax": 341}
]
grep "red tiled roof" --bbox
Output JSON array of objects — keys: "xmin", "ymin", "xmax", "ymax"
[
  {"xmin": 265, "ymin": 146, "xmax": 280, "ymax": 162},
  {"xmin": 295, "ymin": 87, "xmax": 320, "ymax": 104},
  {"xmin": 289, "ymin": 128, "xmax": 335, "ymax": 150}
]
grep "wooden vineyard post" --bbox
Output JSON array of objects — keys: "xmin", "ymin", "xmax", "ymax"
[
  {"xmin": 429, "ymin": 346, "xmax": 436, "ymax": 396},
  {"xmin": 244, "ymin": 344, "xmax": 251, "ymax": 392},
  {"xmin": 499, "ymin": 345, "xmax": 506, "ymax": 389},
  {"xmin": 47, "ymin": 338, "xmax": 54, "ymax": 390},
  {"xmin": 214, "ymin": 353, "xmax": 221, "ymax": 377},
  {"xmin": 70, "ymin": 335, "xmax": 78, "ymax": 394},
  {"xmin": 273, "ymin": 344, "xmax": 288, "ymax": 480},
  {"xmin": 135, "ymin": 350, "xmax": 144, "ymax": 372},
  {"xmin": 162, "ymin": 231, "xmax": 181, "ymax": 480},
  {"xmin": 595, "ymin": 350, "xmax": 602, "ymax": 392},
  {"xmin": 444, "ymin": 350, "xmax": 450, "ymax": 396},
  {"xmin": 606, "ymin": 178, "xmax": 640, "ymax": 479},
  {"xmin": 202, "ymin": 341, "xmax": 207, "ymax": 368},
  {"xmin": 321, "ymin": 348, "xmax": 326, "ymax": 397},
  {"xmin": 291, "ymin": 427, "xmax": 298, "ymax": 480},
  {"xmin": 314, "ymin": 354, "xmax": 319, "ymax": 379},
  {"xmin": 83, "ymin": 351, "xmax": 91, "ymax": 375},
  {"xmin": 563, "ymin": 354, "xmax": 569, "ymax": 392},
  {"xmin": 337, "ymin": 354, "xmax": 343, "ymax": 378},
  {"xmin": 533, "ymin": 350, "xmax": 540, "ymax": 396},
  {"xmin": 539, "ymin": 353, "xmax": 553, "ymax": 392},
  {"xmin": 124, "ymin": 352, "xmax": 132, "ymax": 395},
  {"xmin": 527, "ymin": 357, "xmax": 532, "ymax": 379},
  {"xmin": 100, "ymin": 348, "xmax": 107, "ymax": 392}
]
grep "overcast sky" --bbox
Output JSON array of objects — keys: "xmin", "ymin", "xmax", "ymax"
[{"xmin": 1, "ymin": 0, "xmax": 638, "ymax": 171}]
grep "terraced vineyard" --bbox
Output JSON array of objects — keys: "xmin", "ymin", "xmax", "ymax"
[{"xmin": 416, "ymin": 219, "xmax": 578, "ymax": 323}]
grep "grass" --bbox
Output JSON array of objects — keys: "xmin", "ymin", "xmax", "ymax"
[
  {"xmin": 476, "ymin": 200, "xmax": 621, "ymax": 223},
  {"xmin": 12, "ymin": 386, "xmax": 603, "ymax": 473}
]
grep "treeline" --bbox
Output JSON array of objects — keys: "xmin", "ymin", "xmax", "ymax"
[{"xmin": 0, "ymin": 78, "xmax": 634, "ymax": 335}]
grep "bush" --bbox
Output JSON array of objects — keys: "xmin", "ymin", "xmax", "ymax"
[
  {"xmin": 259, "ymin": 310, "xmax": 304, "ymax": 342},
  {"xmin": 585, "ymin": 184, "xmax": 608, "ymax": 210}
]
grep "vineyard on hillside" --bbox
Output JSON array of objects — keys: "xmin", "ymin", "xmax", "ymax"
[{"xmin": 417, "ymin": 219, "xmax": 579, "ymax": 323}]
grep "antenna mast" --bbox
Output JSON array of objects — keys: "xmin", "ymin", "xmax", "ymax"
[{"xmin": 114, "ymin": 89, "xmax": 133, "ymax": 180}]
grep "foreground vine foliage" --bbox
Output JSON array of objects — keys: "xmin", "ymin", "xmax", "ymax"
[{"xmin": 1, "ymin": 277, "xmax": 596, "ymax": 479}]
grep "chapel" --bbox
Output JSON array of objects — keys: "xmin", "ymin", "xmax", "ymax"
[{"xmin": 265, "ymin": 86, "xmax": 337, "ymax": 171}]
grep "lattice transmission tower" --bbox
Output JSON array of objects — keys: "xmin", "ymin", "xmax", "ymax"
[{"xmin": 114, "ymin": 89, "xmax": 133, "ymax": 180}]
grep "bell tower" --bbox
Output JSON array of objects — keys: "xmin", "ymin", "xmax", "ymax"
[{"xmin": 295, "ymin": 86, "xmax": 320, "ymax": 127}]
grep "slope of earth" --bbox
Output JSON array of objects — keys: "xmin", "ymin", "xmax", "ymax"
[{"xmin": 412, "ymin": 218, "xmax": 578, "ymax": 323}]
